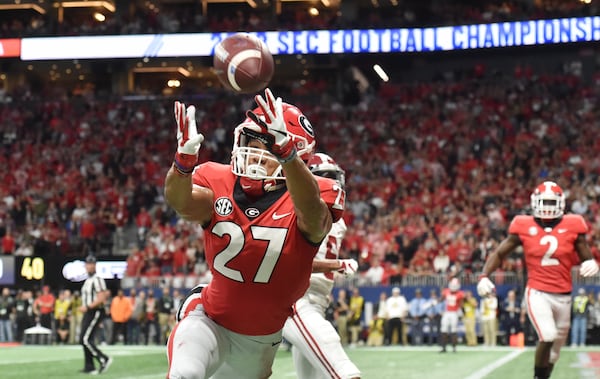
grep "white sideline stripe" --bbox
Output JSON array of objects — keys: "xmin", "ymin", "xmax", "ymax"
[{"xmin": 464, "ymin": 349, "xmax": 525, "ymax": 379}]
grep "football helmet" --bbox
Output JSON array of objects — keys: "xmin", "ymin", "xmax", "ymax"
[
  {"xmin": 308, "ymin": 153, "xmax": 346, "ymax": 189},
  {"xmin": 530, "ymin": 181, "xmax": 565, "ymax": 219},
  {"xmin": 448, "ymin": 277, "xmax": 460, "ymax": 292},
  {"xmin": 231, "ymin": 102, "xmax": 316, "ymax": 189}
]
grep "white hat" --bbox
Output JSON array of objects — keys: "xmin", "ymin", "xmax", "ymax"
[{"xmin": 392, "ymin": 287, "xmax": 400, "ymax": 294}]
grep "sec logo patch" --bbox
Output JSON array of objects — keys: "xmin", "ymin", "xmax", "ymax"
[{"xmin": 214, "ymin": 197, "xmax": 233, "ymax": 216}]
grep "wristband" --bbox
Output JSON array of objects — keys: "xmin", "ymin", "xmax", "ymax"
[
  {"xmin": 274, "ymin": 146, "xmax": 297, "ymax": 164},
  {"xmin": 173, "ymin": 160, "xmax": 193, "ymax": 176}
]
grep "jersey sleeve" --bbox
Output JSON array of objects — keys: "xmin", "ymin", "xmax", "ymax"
[
  {"xmin": 191, "ymin": 162, "xmax": 216, "ymax": 189},
  {"xmin": 317, "ymin": 177, "xmax": 345, "ymax": 222},
  {"xmin": 565, "ymin": 214, "xmax": 589, "ymax": 234},
  {"xmin": 508, "ymin": 215, "xmax": 528, "ymax": 235}
]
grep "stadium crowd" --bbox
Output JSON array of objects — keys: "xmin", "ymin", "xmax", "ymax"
[
  {"xmin": 1, "ymin": 63, "xmax": 600, "ymax": 285},
  {"xmin": 0, "ymin": 0, "xmax": 598, "ymax": 38},
  {"xmin": 0, "ymin": 0, "xmax": 599, "ymax": 355}
]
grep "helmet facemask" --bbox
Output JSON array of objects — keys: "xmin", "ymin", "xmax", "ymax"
[{"xmin": 231, "ymin": 103, "xmax": 316, "ymax": 193}]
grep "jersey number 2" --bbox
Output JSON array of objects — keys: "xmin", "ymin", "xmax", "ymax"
[
  {"xmin": 212, "ymin": 221, "xmax": 288, "ymax": 283},
  {"xmin": 540, "ymin": 235, "xmax": 559, "ymax": 266}
]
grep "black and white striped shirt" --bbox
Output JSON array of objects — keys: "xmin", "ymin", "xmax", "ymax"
[{"xmin": 81, "ymin": 274, "xmax": 107, "ymax": 308}]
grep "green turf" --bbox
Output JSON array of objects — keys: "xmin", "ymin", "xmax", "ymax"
[{"xmin": 0, "ymin": 344, "xmax": 597, "ymax": 378}]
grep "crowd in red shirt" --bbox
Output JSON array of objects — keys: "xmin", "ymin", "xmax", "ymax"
[{"xmin": 1, "ymin": 63, "xmax": 600, "ymax": 287}]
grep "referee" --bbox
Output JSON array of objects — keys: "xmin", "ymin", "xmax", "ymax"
[{"xmin": 79, "ymin": 255, "xmax": 112, "ymax": 374}]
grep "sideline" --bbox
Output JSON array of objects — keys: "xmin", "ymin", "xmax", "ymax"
[{"xmin": 464, "ymin": 349, "xmax": 525, "ymax": 379}]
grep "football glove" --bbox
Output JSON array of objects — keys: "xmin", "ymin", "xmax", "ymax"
[
  {"xmin": 477, "ymin": 275, "xmax": 495, "ymax": 297},
  {"xmin": 579, "ymin": 259, "xmax": 599, "ymax": 277},
  {"xmin": 245, "ymin": 88, "xmax": 296, "ymax": 163},
  {"xmin": 337, "ymin": 259, "xmax": 358, "ymax": 277},
  {"xmin": 173, "ymin": 101, "xmax": 204, "ymax": 175}
]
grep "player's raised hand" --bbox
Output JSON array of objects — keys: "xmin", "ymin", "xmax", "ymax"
[
  {"xmin": 477, "ymin": 275, "xmax": 495, "ymax": 297},
  {"xmin": 337, "ymin": 259, "xmax": 358, "ymax": 277},
  {"xmin": 245, "ymin": 88, "xmax": 296, "ymax": 163},
  {"xmin": 579, "ymin": 259, "xmax": 599, "ymax": 277},
  {"xmin": 173, "ymin": 101, "xmax": 204, "ymax": 175}
]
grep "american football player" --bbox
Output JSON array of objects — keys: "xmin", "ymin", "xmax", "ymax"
[
  {"xmin": 477, "ymin": 181, "xmax": 599, "ymax": 379},
  {"xmin": 439, "ymin": 277, "xmax": 464, "ymax": 353},
  {"xmin": 165, "ymin": 89, "xmax": 344, "ymax": 379},
  {"xmin": 282, "ymin": 152, "xmax": 361, "ymax": 379}
]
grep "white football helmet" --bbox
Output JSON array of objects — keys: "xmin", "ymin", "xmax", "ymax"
[
  {"xmin": 530, "ymin": 181, "xmax": 565, "ymax": 219},
  {"xmin": 448, "ymin": 277, "xmax": 460, "ymax": 292},
  {"xmin": 308, "ymin": 153, "xmax": 345, "ymax": 189},
  {"xmin": 231, "ymin": 102, "xmax": 315, "ymax": 187}
]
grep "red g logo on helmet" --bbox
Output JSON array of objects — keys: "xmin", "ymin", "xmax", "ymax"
[
  {"xmin": 231, "ymin": 101, "xmax": 316, "ymax": 184},
  {"xmin": 281, "ymin": 104, "xmax": 315, "ymax": 162}
]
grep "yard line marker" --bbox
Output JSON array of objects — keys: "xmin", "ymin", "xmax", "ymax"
[{"xmin": 464, "ymin": 349, "xmax": 525, "ymax": 379}]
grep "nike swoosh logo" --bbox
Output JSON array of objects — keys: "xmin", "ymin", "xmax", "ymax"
[
  {"xmin": 241, "ymin": 184, "xmax": 252, "ymax": 190},
  {"xmin": 272, "ymin": 340, "xmax": 282, "ymax": 347},
  {"xmin": 558, "ymin": 229, "xmax": 567, "ymax": 233},
  {"xmin": 272, "ymin": 212, "xmax": 292, "ymax": 220}
]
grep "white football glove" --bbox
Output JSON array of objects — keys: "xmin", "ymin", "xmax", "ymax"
[
  {"xmin": 580, "ymin": 259, "xmax": 599, "ymax": 277},
  {"xmin": 245, "ymin": 88, "xmax": 296, "ymax": 163},
  {"xmin": 477, "ymin": 275, "xmax": 495, "ymax": 297},
  {"xmin": 337, "ymin": 259, "xmax": 358, "ymax": 277},
  {"xmin": 173, "ymin": 101, "xmax": 204, "ymax": 175}
]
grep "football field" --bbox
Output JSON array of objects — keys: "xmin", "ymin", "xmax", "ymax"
[{"xmin": 0, "ymin": 344, "xmax": 598, "ymax": 379}]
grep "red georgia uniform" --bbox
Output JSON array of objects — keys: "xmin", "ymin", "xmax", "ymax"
[
  {"xmin": 442, "ymin": 289, "xmax": 464, "ymax": 312},
  {"xmin": 509, "ymin": 214, "xmax": 587, "ymax": 294},
  {"xmin": 192, "ymin": 162, "xmax": 345, "ymax": 335}
]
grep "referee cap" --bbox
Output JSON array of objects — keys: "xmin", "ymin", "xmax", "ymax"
[{"xmin": 85, "ymin": 255, "xmax": 97, "ymax": 264}]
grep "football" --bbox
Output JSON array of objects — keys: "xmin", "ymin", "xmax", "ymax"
[{"xmin": 213, "ymin": 33, "xmax": 274, "ymax": 94}]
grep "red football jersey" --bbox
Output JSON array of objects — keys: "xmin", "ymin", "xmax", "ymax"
[
  {"xmin": 509, "ymin": 214, "xmax": 587, "ymax": 294},
  {"xmin": 442, "ymin": 288, "xmax": 464, "ymax": 312},
  {"xmin": 192, "ymin": 162, "xmax": 345, "ymax": 335}
]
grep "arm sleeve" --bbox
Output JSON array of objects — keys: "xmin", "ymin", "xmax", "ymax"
[{"xmin": 317, "ymin": 177, "xmax": 345, "ymax": 222}]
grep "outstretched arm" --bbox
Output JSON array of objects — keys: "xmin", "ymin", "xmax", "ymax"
[
  {"xmin": 246, "ymin": 89, "xmax": 332, "ymax": 243},
  {"xmin": 164, "ymin": 101, "xmax": 213, "ymax": 225}
]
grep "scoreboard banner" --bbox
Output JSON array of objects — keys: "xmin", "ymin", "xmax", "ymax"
[
  {"xmin": 0, "ymin": 255, "xmax": 126, "ymax": 289},
  {"xmin": 20, "ymin": 16, "xmax": 600, "ymax": 60}
]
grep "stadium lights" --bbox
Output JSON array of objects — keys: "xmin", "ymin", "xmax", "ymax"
[
  {"xmin": 373, "ymin": 64, "xmax": 389, "ymax": 82},
  {"xmin": 53, "ymin": 1, "xmax": 116, "ymax": 12},
  {"xmin": 0, "ymin": 3, "xmax": 46, "ymax": 14},
  {"xmin": 167, "ymin": 79, "xmax": 181, "ymax": 88},
  {"xmin": 93, "ymin": 12, "xmax": 106, "ymax": 22}
]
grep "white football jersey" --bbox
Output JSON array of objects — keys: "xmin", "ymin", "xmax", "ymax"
[
  {"xmin": 282, "ymin": 217, "xmax": 361, "ymax": 379},
  {"xmin": 304, "ymin": 218, "xmax": 347, "ymax": 312}
]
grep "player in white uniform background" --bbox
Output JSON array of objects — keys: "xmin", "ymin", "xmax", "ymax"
[{"xmin": 282, "ymin": 153, "xmax": 361, "ymax": 379}]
